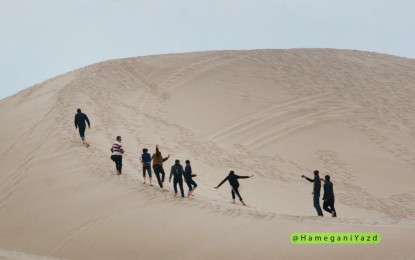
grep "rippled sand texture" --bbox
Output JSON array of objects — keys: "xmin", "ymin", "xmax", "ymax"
[{"xmin": 0, "ymin": 49, "xmax": 414, "ymax": 259}]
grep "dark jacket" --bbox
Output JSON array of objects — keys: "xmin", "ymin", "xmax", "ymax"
[
  {"xmin": 170, "ymin": 163, "xmax": 184, "ymax": 180},
  {"xmin": 184, "ymin": 165, "xmax": 193, "ymax": 180},
  {"xmin": 323, "ymin": 181, "xmax": 335, "ymax": 201},
  {"xmin": 74, "ymin": 112, "xmax": 90, "ymax": 128},
  {"xmin": 141, "ymin": 152, "xmax": 152, "ymax": 164},
  {"xmin": 306, "ymin": 177, "xmax": 321, "ymax": 196},
  {"xmin": 217, "ymin": 173, "xmax": 249, "ymax": 188}
]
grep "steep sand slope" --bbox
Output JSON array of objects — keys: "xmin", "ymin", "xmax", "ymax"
[{"xmin": 0, "ymin": 49, "xmax": 414, "ymax": 259}]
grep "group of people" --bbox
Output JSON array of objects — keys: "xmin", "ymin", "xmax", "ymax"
[
  {"xmin": 109, "ymin": 135, "xmax": 198, "ymax": 197},
  {"xmin": 302, "ymin": 170, "xmax": 337, "ymax": 217},
  {"xmin": 75, "ymin": 108, "xmax": 337, "ymax": 213}
]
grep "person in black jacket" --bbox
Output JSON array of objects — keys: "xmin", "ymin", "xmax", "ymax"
[
  {"xmin": 169, "ymin": 160, "xmax": 185, "ymax": 197},
  {"xmin": 321, "ymin": 175, "xmax": 336, "ymax": 217},
  {"xmin": 184, "ymin": 160, "xmax": 197, "ymax": 197},
  {"xmin": 215, "ymin": 171, "xmax": 253, "ymax": 206},
  {"xmin": 302, "ymin": 170, "xmax": 324, "ymax": 216},
  {"xmin": 74, "ymin": 108, "xmax": 91, "ymax": 146},
  {"xmin": 141, "ymin": 148, "xmax": 152, "ymax": 186}
]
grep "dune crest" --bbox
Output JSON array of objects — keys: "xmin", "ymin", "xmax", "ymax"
[{"xmin": 0, "ymin": 49, "xmax": 414, "ymax": 259}]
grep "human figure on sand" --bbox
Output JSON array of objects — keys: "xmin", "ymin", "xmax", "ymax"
[
  {"xmin": 152, "ymin": 145, "xmax": 170, "ymax": 188},
  {"xmin": 110, "ymin": 136, "xmax": 124, "ymax": 175},
  {"xmin": 74, "ymin": 108, "xmax": 90, "ymax": 147},
  {"xmin": 301, "ymin": 170, "xmax": 324, "ymax": 217},
  {"xmin": 321, "ymin": 175, "xmax": 337, "ymax": 217},
  {"xmin": 169, "ymin": 160, "xmax": 185, "ymax": 198},
  {"xmin": 141, "ymin": 148, "xmax": 152, "ymax": 186},
  {"xmin": 215, "ymin": 171, "xmax": 253, "ymax": 206},
  {"xmin": 184, "ymin": 160, "xmax": 197, "ymax": 197}
]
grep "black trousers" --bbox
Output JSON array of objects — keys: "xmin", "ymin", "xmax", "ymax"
[
  {"xmin": 142, "ymin": 163, "xmax": 152, "ymax": 177},
  {"xmin": 313, "ymin": 195, "xmax": 323, "ymax": 216},
  {"xmin": 185, "ymin": 178, "xmax": 197, "ymax": 191},
  {"xmin": 112, "ymin": 155, "xmax": 122, "ymax": 173},
  {"xmin": 173, "ymin": 178, "xmax": 184, "ymax": 197},
  {"xmin": 153, "ymin": 164, "xmax": 165, "ymax": 188},
  {"xmin": 78, "ymin": 126, "xmax": 86, "ymax": 140},
  {"xmin": 323, "ymin": 199, "xmax": 335, "ymax": 214},
  {"xmin": 231, "ymin": 185, "xmax": 243, "ymax": 201}
]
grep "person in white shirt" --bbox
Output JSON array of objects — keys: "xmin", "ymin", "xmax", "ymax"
[{"xmin": 110, "ymin": 136, "xmax": 124, "ymax": 175}]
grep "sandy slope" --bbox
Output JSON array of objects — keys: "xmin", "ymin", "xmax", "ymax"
[{"xmin": 0, "ymin": 49, "xmax": 414, "ymax": 259}]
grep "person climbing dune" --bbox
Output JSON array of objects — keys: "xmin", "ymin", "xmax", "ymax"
[
  {"xmin": 321, "ymin": 175, "xmax": 337, "ymax": 217},
  {"xmin": 169, "ymin": 160, "xmax": 185, "ymax": 197},
  {"xmin": 152, "ymin": 144, "xmax": 170, "ymax": 188},
  {"xmin": 301, "ymin": 170, "xmax": 323, "ymax": 217},
  {"xmin": 74, "ymin": 108, "xmax": 90, "ymax": 147},
  {"xmin": 111, "ymin": 136, "xmax": 124, "ymax": 175},
  {"xmin": 215, "ymin": 171, "xmax": 253, "ymax": 206},
  {"xmin": 141, "ymin": 148, "xmax": 152, "ymax": 185},
  {"xmin": 184, "ymin": 160, "xmax": 197, "ymax": 197}
]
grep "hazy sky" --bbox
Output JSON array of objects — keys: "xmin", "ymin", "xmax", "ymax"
[{"xmin": 1, "ymin": 0, "xmax": 414, "ymax": 99}]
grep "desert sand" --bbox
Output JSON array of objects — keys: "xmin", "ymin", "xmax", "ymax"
[{"xmin": 0, "ymin": 49, "xmax": 414, "ymax": 259}]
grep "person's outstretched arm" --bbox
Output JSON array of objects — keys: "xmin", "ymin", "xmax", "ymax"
[
  {"xmin": 162, "ymin": 155, "xmax": 170, "ymax": 162},
  {"xmin": 235, "ymin": 175, "xmax": 254, "ymax": 179},
  {"xmin": 74, "ymin": 115, "xmax": 78, "ymax": 128},
  {"xmin": 215, "ymin": 177, "xmax": 228, "ymax": 189},
  {"xmin": 301, "ymin": 175, "xmax": 314, "ymax": 182}
]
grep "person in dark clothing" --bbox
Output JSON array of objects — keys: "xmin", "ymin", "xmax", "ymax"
[
  {"xmin": 321, "ymin": 175, "xmax": 336, "ymax": 217},
  {"xmin": 215, "ymin": 171, "xmax": 253, "ymax": 206},
  {"xmin": 141, "ymin": 148, "xmax": 152, "ymax": 185},
  {"xmin": 74, "ymin": 108, "xmax": 91, "ymax": 146},
  {"xmin": 110, "ymin": 136, "xmax": 124, "ymax": 175},
  {"xmin": 302, "ymin": 170, "xmax": 324, "ymax": 216},
  {"xmin": 169, "ymin": 160, "xmax": 185, "ymax": 197},
  {"xmin": 152, "ymin": 145, "xmax": 170, "ymax": 188},
  {"xmin": 184, "ymin": 160, "xmax": 197, "ymax": 197}
]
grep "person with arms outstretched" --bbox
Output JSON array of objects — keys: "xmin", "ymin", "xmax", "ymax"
[
  {"xmin": 321, "ymin": 175, "xmax": 337, "ymax": 217},
  {"xmin": 169, "ymin": 160, "xmax": 185, "ymax": 197},
  {"xmin": 111, "ymin": 136, "xmax": 124, "ymax": 175},
  {"xmin": 141, "ymin": 148, "xmax": 152, "ymax": 185},
  {"xmin": 184, "ymin": 160, "xmax": 197, "ymax": 197},
  {"xmin": 215, "ymin": 171, "xmax": 253, "ymax": 206},
  {"xmin": 301, "ymin": 170, "xmax": 323, "ymax": 216},
  {"xmin": 152, "ymin": 145, "xmax": 170, "ymax": 188},
  {"xmin": 74, "ymin": 108, "xmax": 90, "ymax": 147}
]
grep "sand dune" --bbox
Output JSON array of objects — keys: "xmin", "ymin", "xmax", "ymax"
[{"xmin": 0, "ymin": 49, "xmax": 414, "ymax": 259}]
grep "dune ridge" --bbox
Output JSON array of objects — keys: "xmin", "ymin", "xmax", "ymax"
[{"xmin": 0, "ymin": 49, "xmax": 414, "ymax": 259}]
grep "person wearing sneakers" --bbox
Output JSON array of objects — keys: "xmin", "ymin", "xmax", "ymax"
[
  {"xmin": 301, "ymin": 170, "xmax": 324, "ymax": 217},
  {"xmin": 74, "ymin": 108, "xmax": 90, "ymax": 146},
  {"xmin": 321, "ymin": 175, "xmax": 337, "ymax": 217},
  {"xmin": 169, "ymin": 160, "xmax": 185, "ymax": 197},
  {"xmin": 184, "ymin": 160, "xmax": 197, "ymax": 197},
  {"xmin": 110, "ymin": 136, "xmax": 124, "ymax": 175},
  {"xmin": 141, "ymin": 148, "xmax": 152, "ymax": 185},
  {"xmin": 215, "ymin": 171, "xmax": 253, "ymax": 206},
  {"xmin": 152, "ymin": 145, "xmax": 170, "ymax": 188}
]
